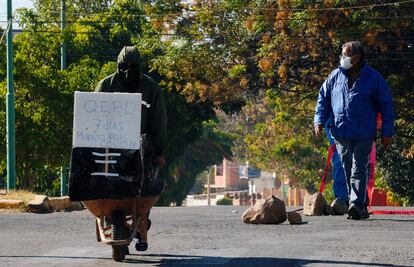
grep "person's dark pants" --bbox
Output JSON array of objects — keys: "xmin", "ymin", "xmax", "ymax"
[
  {"xmin": 334, "ymin": 138, "xmax": 372, "ymax": 210},
  {"xmin": 325, "ymin": 126, "xmax": 349, "ymax": 202}
]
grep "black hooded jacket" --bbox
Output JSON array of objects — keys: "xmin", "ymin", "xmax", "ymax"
[{"xmin": 95, "ymin": 46, "xmax": 167, "ymax": 156}]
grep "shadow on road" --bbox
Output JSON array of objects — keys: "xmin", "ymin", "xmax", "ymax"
[
  {"xmin": 0, "ymin": 254, "xmax": 409, "ymax": 266},
  {"xmin": 0, "ymin": 255, "xmax": 110, "ymax": 260},
  {"xmin": 125, "ymin": 254, "xmax": 409, "ymax": 267}
]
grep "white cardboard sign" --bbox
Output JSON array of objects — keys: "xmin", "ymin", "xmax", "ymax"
[{"xmin": 72, "ymin": 91, "xmax": 142, "ymax": 149}]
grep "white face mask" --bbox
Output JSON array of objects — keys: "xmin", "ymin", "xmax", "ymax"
[{"xmin": 340, "ymin": 56, "xmax": 353, "ymax": 70}]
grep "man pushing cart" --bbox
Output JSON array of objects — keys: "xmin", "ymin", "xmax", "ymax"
[{"xmin": 68, "ymin": 46, "xmax": 167, "ymax": 262}]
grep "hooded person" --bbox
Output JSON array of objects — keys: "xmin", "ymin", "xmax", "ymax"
[
  {"xmin": 95, "ymin": 46, "xmax": 167, "ymax": 165},
  {"xmin": 95, "ymin": 46, "xmax": 167, "ymax": 251}
]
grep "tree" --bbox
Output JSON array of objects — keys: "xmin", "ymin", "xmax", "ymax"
[
  {"xmin": 1, "ymin": 1, "xmax": 232, "ymax": 205},
  {"xmin": 2, "ymin": 0, "xmax": 412, "ymax": 204},
  {"xmin": 233, "ymin": 0, "xmax": 414, "ymax": 198}
]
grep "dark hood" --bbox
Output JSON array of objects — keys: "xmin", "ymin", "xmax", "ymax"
[{"xmin": 117, "ymin": 46, "xmax": 143, "ymax": 89}]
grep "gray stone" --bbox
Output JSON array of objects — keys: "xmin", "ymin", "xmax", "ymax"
[
  {"xmin": 27, "ymin": 195, "xmax": 49, "ymax": 213},
  {"xmin": 242, "ymin": 195, "xmax": 287, "ymax": 224},
  {"xmin": 49, "ymin": 196, "xmax": 84, "ymax": 211},
  {"xmin": 287, "ymin": 211, "xmax": 302, "ymax": 224},
  {"xmin": 303, "ymin": 192, "xmax": 324, "ymax": 216}
]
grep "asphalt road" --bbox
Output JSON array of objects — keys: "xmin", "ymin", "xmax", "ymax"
[{"xmin": 0, "ymin": 206, "xmax": 414, "ymax": 267}]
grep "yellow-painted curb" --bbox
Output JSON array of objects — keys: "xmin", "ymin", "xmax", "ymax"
[{"xmin": 0, "ymin": 199, "xmax": 25, "ymax": 209}]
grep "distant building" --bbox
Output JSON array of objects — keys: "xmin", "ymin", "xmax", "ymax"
[
  {"xmin": 213, "ymin": 158, "xmax": 248, "ymax": 191},
  {"xmin": 187, "ymin": 157, "xmax": 309, "ymax": 207},
  {"xmin": 248, "ymin": 170, "xmax": 276, "ymax": 195}
]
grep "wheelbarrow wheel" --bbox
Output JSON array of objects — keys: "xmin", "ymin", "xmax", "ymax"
[
  {"xmin": 112, "ymin": 245, "xmax": 125, "ymax": 262},
  {"xmin": 111, "ymin": 210, "xmax": 126, "ymax": 262},
  {"xmin": 112, "ymin": 210, "xmax": 125, "ymax": 240}
]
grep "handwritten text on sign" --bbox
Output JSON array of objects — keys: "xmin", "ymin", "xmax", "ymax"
[{"xmin": 73, "ymin": 92, "xmax": 142, "ymax": 149}]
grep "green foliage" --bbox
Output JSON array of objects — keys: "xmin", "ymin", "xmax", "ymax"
[
  {"xmin": 377, "ymin": 140, "xmax": 414, "ymax": 205},
  {"xmin": 322, "ymin": 183, "xmax": 335, "ymax": 205},
  {"xmin": 32, "ymin": 167, "xmax": 61, "ymax": 197},
  {"xmin": 228, "ymin": 64, "xmax": 247, "ymax": 78},
  {"xmin": 223, "ymin": 0, "xmax": 414, "ymax": 198},
  {"xmin": 190, "ymin": 170, "xmax": 208, "ymax": 195},
  {"xmin": 158, "ymin": 118, "xmax": 234, "ymax": 206},
  {"xmin": 216, "ymin": 197, "xmax": 233, "ymax": 205},
  {"xmin": 1, "ymin": 1, "xmax": 237, "ymax": 205}
]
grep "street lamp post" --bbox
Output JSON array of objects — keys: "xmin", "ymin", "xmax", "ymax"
[{"xmin": 6, "ymin": 0, "xmax": 16, "ymax": 190}]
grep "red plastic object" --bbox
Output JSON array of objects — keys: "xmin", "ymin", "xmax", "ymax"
[{"xmin": 370, "ymin": 188, "xmax": 387, "ymax": 206}]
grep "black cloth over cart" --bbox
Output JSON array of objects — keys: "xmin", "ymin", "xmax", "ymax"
[{"xmin": 69, "ymin": 137, "xmax": 164, "ymax": 201}]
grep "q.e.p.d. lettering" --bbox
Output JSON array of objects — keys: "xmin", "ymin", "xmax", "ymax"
[{"xmin": 83, "ymin": 99, "xmax": 136, "ymax": 115}]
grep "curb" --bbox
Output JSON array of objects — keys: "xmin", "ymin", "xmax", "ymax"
[
  {"xmin": 0, "ymin": 195, "xmax": 84, "ymax": 213},
  {"xmin": 0, "ymin": 199, "xmax": 25, "ymax": 209}
]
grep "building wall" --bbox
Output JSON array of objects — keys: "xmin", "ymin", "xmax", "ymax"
[
  {"xmin": 224, "ymin": 159, "xmax": 240, "ymax": 188},
  {"xmin": 249, "ymin": 177, "xmax": 275, "ymax": 194},
  {"xmin": 186, "ymin": 194, "xmax": 224, "ymax": 206},
  {"xmin": 214, "ymin": 158, "xmax": 247, "ymax": 190}
]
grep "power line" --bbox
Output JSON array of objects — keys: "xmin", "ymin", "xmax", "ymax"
[
  {"xmin": 6, "ymin": 15, "xmax": 414, "ymax": 26},
  {"xmin": 27, "ymin": 0, "xmax": 414, "ymax": 16},
  {"xmin": 243, "ymin": 0, "xmax": 414, "ymax": 12}
]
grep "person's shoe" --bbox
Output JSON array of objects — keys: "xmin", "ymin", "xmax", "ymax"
[
  {"xmin": 134, "ymin": 232, "xmax": 149, "ymax": 251},
  {"xmin": 135, "ymin": 241, "xmax": 148, "ymax": 251},
  {"xmin": 331, "ymin": 198, "xmax": 349, "ymax": 215},
  {"xmin": 361, "ymin": 206, "xmax": 370, "ymax": 219},
  {"xmin": 347, "ymin": 204, "xmax": 363, "ymax": 220}
]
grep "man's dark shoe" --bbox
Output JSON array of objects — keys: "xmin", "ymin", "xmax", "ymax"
[
  {"xmin": 331, "ymin": 198, "xmax": 349, "ymax": 215},
  {"xmin": 347, "ymin": 204, "xmax": 362, "ymax": 220},
  {"xmin": 361, "ymin": 207, "xmax": 370, "ymax": 219}
]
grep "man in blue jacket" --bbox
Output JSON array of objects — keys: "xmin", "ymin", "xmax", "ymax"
[{"xmin": 314, "ymin": 41, "xmax": 395, "ymax": 220}]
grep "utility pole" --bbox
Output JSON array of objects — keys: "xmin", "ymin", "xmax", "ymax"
[
  {"xmin": 60, "ymin": 0, "xmax": 67, "ymax": 194},
  {"xmin": 207, "ymin": 167, "xmax": 211, "ymax": 206},
  {"xmin": 60, "ymin": 166, "xmax": 68, "ymax": 196},
  {"xmin": 6, "ymin": 0, "xmax": 16, "ymax": 190},
  {"xmin": 61, "ymin": 0, "xmax": 66, "ymax": 70}
]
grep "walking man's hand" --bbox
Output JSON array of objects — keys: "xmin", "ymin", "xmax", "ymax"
[{"xmin": 314, "ymin": 124, "xmax": 324, "ymax": 138}]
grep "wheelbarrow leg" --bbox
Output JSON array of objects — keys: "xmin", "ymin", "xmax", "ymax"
[
  {"xmin": 135, "ymin": 215, "xmax": 149, "ymax": 251},
  {"xmin": 111, "ymin": 210, "xmax": 126, "ymax": 262},
  {"xmin": 95, "ymin": 219, "xmax": 101, "ymax": 242}
]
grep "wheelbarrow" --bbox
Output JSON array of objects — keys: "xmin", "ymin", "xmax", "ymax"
[
  {"xmin": 83, "ymin": 195, "xmax": 159, "ymax": 261},
  {"xmin": 69, "ymin": 134, "xmax": 163, "ymax": 262}
]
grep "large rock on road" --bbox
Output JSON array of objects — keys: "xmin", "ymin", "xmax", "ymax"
[{"xmin": 242, "ymin": 195, "xmax": 287, "ymax": 224}]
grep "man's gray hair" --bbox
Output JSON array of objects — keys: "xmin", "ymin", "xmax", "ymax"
[{"xmin": 342, "ymin": 41, "xmax": 365, "ymax": 60}]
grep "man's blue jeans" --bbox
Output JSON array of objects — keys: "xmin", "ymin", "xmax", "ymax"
[
  {"xmin": 325, "ymin": 127, "xmax": 348, "ymax": 202},
  {"xmin": 334, "ymin": 138, "xmax": 372, "ymax": 210}
]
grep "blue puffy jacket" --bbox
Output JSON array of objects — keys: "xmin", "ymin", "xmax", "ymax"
[{"xmin": 314, "ymin": 64, "xmax": 395, "ymax": 140}]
